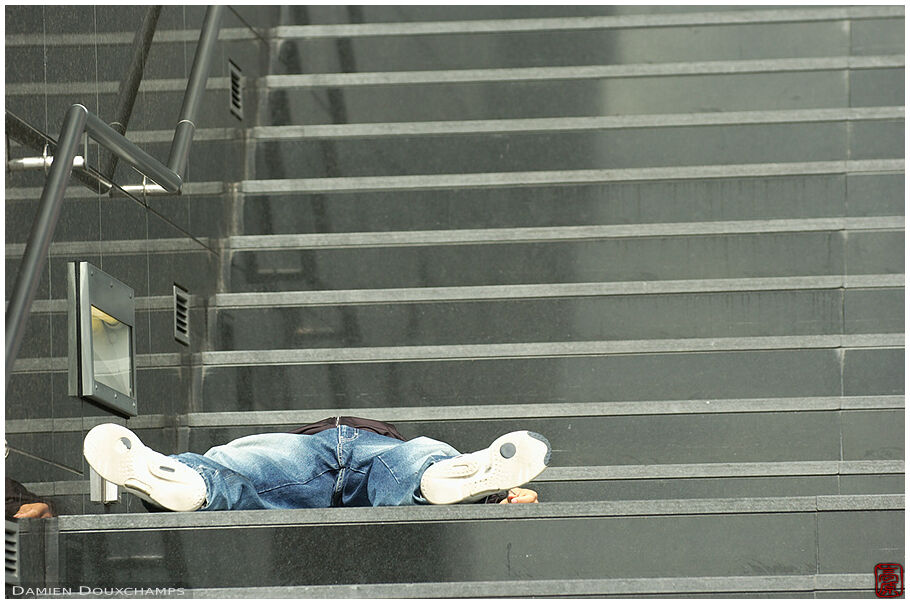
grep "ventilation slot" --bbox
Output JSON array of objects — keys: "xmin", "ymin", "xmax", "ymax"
[
  {"xmin": 229, "ymin": 60, "xmax": 243, "ymax": 121},
  {"xmin": 5, "ymin": 520, "xmax": 19, "ymax": 585},
  {"xmin": 173, "ymin": 284, "xmax": 190, "ymax": 346}
]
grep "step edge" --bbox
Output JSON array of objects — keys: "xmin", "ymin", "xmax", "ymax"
[
  {"xmin": 52, "ymin": 494, "xmax": 905, "ymax": 532},
  {"xmin": 226, "ymin": 216, "xmax": 905, "ymax": 250},
  {"xmin": 6, "ymin": 396, "xmax": 904, "ymax": 433},
  {"xmin": 240, "ymin": 160, "xmax": 906, "ymax": 193},
  {"xmin": 184, "ymin": 572, "xmax": 874, "ymax": 598},
  {"xmin": 21, "ymin": 460, "xmax": 904, "ymax": 495}
]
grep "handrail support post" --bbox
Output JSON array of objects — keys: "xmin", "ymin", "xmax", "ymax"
[{"xmin": 168, "ymin": 5, "xmax": 225, "ymax": 179}]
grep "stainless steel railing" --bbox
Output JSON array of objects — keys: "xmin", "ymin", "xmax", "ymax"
[{"xmin": 5, "ymin": 5, "xmax": 225, "ymax": 386}]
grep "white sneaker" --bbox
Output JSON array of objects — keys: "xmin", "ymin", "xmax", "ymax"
[
  {"xmin": 83, "ymin": 423, "xmax": 206, "ymax": 512},
  {"xmin": 420, "ymin": 431, "xmax": 551, "ymax": 504}
]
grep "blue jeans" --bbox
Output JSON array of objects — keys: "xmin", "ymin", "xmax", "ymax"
[{"xmin": 171, "ymin": 427, "xmax": 461, "ymax": 510}]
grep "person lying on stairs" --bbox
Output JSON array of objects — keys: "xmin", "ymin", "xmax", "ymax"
[{"xmin": 83, "ymin": 416, "xmax": 550, "ymax": 511}]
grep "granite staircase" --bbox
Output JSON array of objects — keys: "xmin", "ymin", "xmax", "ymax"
[{"xmin": 5, "ymin": 5, "xmax": 905, "ymax": 598}]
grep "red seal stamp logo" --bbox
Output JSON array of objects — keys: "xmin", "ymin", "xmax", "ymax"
[{"xmin": 875, "ymin": 563, "xmax": 904, "ymax": 598}]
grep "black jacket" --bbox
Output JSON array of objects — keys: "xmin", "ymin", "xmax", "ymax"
[{"xmin": 6, "ymin": 477, "xmax": 54, "ymax": 520}]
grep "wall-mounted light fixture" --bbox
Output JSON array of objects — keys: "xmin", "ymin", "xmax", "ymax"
[{"xmin": 67, "ymin": 261, "xmax": 138, "ymax": 416}]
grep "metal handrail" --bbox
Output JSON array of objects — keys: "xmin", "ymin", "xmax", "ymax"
[
  {"xmin": 5, "ymin": 5, "xmax": 225, "ymax": 386},
  {"xmin": 6, "ymin": 111, "xmax": 113, "ymax": 194}
]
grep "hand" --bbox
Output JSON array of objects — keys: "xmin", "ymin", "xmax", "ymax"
[
  {"xmin": 13, "ymin": 502, "xmax": 53, "ymax": 519},
  {"xmin": 499, "ymin": 488, "xmax": 538, "ymax": 504}
]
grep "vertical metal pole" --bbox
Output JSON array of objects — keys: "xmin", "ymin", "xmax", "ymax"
[
  {"xmin": 5, "ymin": 104, "xmax": 88, "ymax": 386},
  {"xmin": 102, "ymin": 5, "xmax": 162, "ymax": 180},
  {"xmin": 167, "ymin": 5, "xmax": 224, "ymax": 179}
]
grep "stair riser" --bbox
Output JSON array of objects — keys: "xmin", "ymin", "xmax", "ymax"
[
  {"xmin": 13, "ymin": 118, "xmax": 891, "ymax": 183},
  {"xmin": 32, "ymin": 510, "xmax": 901, "ymax": 588},
  {"xmin": 250, "ymin": 121, "xmax": 902, "ymax": 179},
  {"xmin": 7, "ymin": 172, "xmax": 900, "ymax": 242},
  {"xmin": 5, "ymin": 403, "xmax": 904, "ymax": 482},
  {"xmin": 19, "ymin": 473, "xmax": 904, "ymax": 518},
  {"xmin": 12, "ymin": 288, "xmax": 902, "ymax": 358},
  {"xmin": 198, "ymin": 348, "xmax": 902, "ymax": 410},
  {"xmin": 269, "ymin": 19, "xmax": 899, "ymax": 73},
  {"xmin": 7, "ymin": 69, "xmax": 903, "ymax": 130},
  {"xmin": 210, "ymin": 289, "xmax": 901, "ymax": 350},
  {"xmin": 16, "ymin": 16, "xmax": 899, "ymax": 78},
  {"xmin": 12, "ymin": 287, "xmax": 900, "ymax": 358},
  {"xmin": 236, "ymin": 173, "xmax": 902, "ymax": 235},
  {"xmin": 260, "ymin": 69, "xmax": 903, "ymax": 125},
  {"xmin": 228, "ymin": 231, "xmax": 900, "ymax": 291},
  {"xmin": 534, "ymin": 474, "xmax": 904, "ymax": 501},
  {"xmin": 185, "ymin": 410, "xmax": 903, "ymax": 467}
]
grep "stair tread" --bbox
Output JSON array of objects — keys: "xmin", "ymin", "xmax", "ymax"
[
  {"xmin": 50, "ymin": 494, "xmax": 905, "ymax": 532},
  {"xmin": 6, "ymin": 55, "xmax": 904, "ymax": 95},
  {"xmin": 6, "ymin": 396, "xmax": 904, "ymax": 433},
  {"xmin": 268, "ymin": 5, "xmax": 903, "ymax": 38},
  {"xmin": 227, "ymin": 217, "xmax": 904, "ymax": 250},
  {"xmin": 238, "ymin": 160, "xmax": 905, "ymax": 194},
  {"xmin": 21, "ymin": 459, "xmax": 906, "ymax": 498},
  {"xmin": 7, "ymin": 6, "xmax": 901, "ymax": 48},
  {"xmin": 8, "ymin": 275, "xmax": 904, "ymax": 312},
  {"xmin": 186, "ymin": 572, "xmax": 875, "ymax": 598},
  {"xmin": 9, "ymin": 334, "xmax": 904, "ymax": 372}
]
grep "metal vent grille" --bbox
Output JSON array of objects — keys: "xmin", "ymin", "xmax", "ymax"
[
  {"xmin": 5, "ymin": 520, "xmax": 19, "ymax": 585},
  {"xmin": 228, "ymin": 60, "xmax": 243, "ymax": 120},
  {"xmin": 173, "ymin": 284, "xmax": 190, "ymax": 346}
]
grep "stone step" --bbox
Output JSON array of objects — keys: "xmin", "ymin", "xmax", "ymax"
[
  {"xmin": 256, "ymin": 65, "xmax": 903, "ymax": 126},
  {"xmin": 8, "ymin": 347, "xmax": 901, "ymax": 429},
  {"xmin": 9, "ymin": 7, "xmax": 900, "ymax": 47},
  {"xmin": 14, "ymin": 495, "xmax": 904, "ymax": 590},
  {"xmin": 207, "ymin": 288, "xmax": 902, "ymax": 352},
  {"xmin": 6, "ymin": 396, "xmax": 903, "ymax": 491},
  {"xmin": 15, "ymin": 455, "xmax": 906, "ymax": 519},
  {"xmin": 270, "ymin": 5, "xmax": 898, "ymax": 26},
  {"xmin": 266, "ymin": 11, "xmax": 902, "ymax": 74},
  {"xmin": 6, "ymin": 171, "xmax": 903, "ymax": 244},
  {"xmin": 6, "ymin": 55, "xmax": 902, "ymax": 132},
  {"xmin": 8, "ymin": 106, "xmax": 898, "ymax": 148},
  {"xmin": 8, "ymin": 335, "xmax": 904, "ymax": 375},
  {"xmin": 184, "ymin": 573, "xmax": 876, "ymax": 598},
  {"xmin": 9, "ymin": 216, "xmax": 898, "ymax": 258},
  {"xmin": 10, "ymin": 280, "xmax": 903, "ymax": 359},
  {"xmin": 225, "ymin": 217, "xmax": 902, "ymax": 250},
  {"xmin": 11, "ymin": 56, "xmax": 899, "ymax": 97},
  {"xmin": 228, "ymin": 228, "xmax": 901, "ymax": 292},
  {"xmin": 9, "ymin": 7, "xmax": 902, "ymax": 78},
  {"xmin": 248, "ymin": 121, "xmax": 902, "ymax": 180},
  {"xmin": 7, "ymin": 127, "xmax": 903, "ymax": 196},
  {"xmin": 7, "ymin": 395, "xmax": 904, "ymax": 431},
  {"xmin": 237, "ymin": 160, "xmax": 904, "ymax": 195},
  {"xmin": 192, "ymin": 347, "xmax": 902, "ymax": 412},
  {"xmin": 232, "ymin": 170, "xmax": 903, "ymax": 237}
]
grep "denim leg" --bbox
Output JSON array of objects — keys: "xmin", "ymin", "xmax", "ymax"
[
  {"xmin": 172, "ymin": 431, "xmax": 338, "ymax": 511},
  {"xmin": 340, "ymin": 432, "xmax": 460, "ymax": 506}
]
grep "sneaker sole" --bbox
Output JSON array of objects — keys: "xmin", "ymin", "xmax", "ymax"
[
  {"xmin": 83, "ymin": 424, "xmax": 205, "ymax": 512},
  {"xmin": 420, "ymin": 431, "xmax": 551, "ymax": 504}
]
